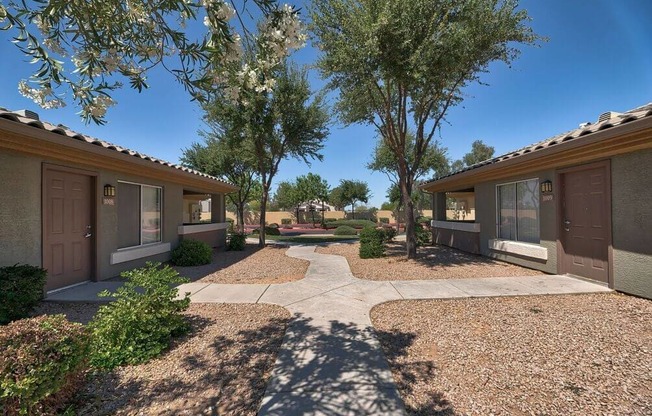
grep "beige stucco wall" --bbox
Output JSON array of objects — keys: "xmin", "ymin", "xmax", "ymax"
[
  {"xmin": 0, "ymin": 151, "xmax": 227, "ymax": 282},
  {"xmin": 226, "ymin": 209, "xmax": 434, "ymax": 225},
  {"xmin": 0, "ymin": 151, "xmax": 42, "ymax": 268},
  {"xmin": 475, "ymin": 169, "xmax": 558, "ymax": 274},
  {"xmin": 611, "ymin": 149, "xmax": 652, "ymax": 299}
]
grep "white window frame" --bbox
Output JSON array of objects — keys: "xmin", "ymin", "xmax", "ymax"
[
  {"xmin": 495, "ymin": 177, "xmax": 540, "ymax": 244},
  {"xmin": 117, "ymin": 181, "xmax": 163, "ymax": 250}
]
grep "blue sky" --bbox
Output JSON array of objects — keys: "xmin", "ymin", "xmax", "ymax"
[{"xmin": 1, "ymin": 0, "xmax": 651, "ymax": 208}]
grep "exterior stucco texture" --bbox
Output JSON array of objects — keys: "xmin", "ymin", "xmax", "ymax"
[
  {"xmin": 0, "ymin": 152, "xmax": 42, "ymax": 268},
  {"xmin": 611, "ymin": 149, "xmax": 652, "ymax": 299}
]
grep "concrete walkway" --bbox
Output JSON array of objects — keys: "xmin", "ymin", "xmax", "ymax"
[{"xmin": 46, "ymin": 245, "xmax": 612, "ymax": 415}]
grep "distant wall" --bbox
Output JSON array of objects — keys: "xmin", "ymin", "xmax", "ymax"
[{"xmin": 225, "ymin": 209, "xmax": 434, "ymax": 225}]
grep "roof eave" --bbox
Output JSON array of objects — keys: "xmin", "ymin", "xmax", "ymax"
[
  {"xmin": 420, "ymin": 115, "xmax": 652, "ymax": 193},
  {"xmin": 0, "ymin": 118, "xmax": 239, "ymax": 194}
]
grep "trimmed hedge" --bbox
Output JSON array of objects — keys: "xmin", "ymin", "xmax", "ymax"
[
  {"xmin": 88, "ymin": 262, "xmax": 190, "ymax": 369},
  {"xmin": 379, "ymin": 217, "xmax": 390, "ymax": 224},
  {"xmin": 333, "ymin": 225, "xmax": 357, "ymax": 236},
  {"xmin": 0, "ymin": 264, "xmax": 47, "ymax": 325},
  {"xmin": 227, "ymin": 232, "xmax": 247, "ymax": 251},
  {"xmin": 251, "ymin": 226, "xmax": 281, "ymax": 236},
  {"xmin": 281, "ymin": 218, "xmax": 292, "ymax": 225},
  {"xmin": 359, "ymin": 227, "xmax": 385, "ymax": 259},
  {"xmin": 171, "ymin": 239, "xmax": 213, "ymax": 266},
  {"xmin": 325, "ymin": 219, "xmax": 376, "ymax": 229},
  {"xmin": 0, "ymin": 315, "xmax": 90, "ymax": 415}
]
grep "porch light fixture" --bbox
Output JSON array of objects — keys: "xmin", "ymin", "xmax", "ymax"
[
  {"xmin": 541, "ymin": 180, "xmax": 553, "ymax": 194},
  {"xmin": 104, "ymin": 184, "xmax": 116, "ymax": 197}
]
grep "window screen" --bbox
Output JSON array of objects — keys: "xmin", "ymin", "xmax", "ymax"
[
  {"xmin": 497, "ymin": 179, "xmax": 540, "ymax": 243},
  {"xmin": 117, "ymin": 182, "xmax": 162, "ymax": 248},
  {"xmin": 118, "ymin": 182, "xmax": 141, "ymax": 248}
]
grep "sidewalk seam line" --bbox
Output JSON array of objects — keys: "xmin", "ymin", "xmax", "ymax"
[
  {"xmin": 389, "ymin": 281, "xmax": 404, "ymax": 300},
  {"xmin": 256, "ymin": 285, "xmax": 271, "ymax": 304},
  {"xmin": 283, "ymin": 282, "xmax": 356, "ymax": 307}
]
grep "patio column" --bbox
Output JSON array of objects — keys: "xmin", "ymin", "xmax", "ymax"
[
  {"xmin": 433, "ymin": 192, "xmax": 446, "ymax": 221},
  {"xmin": 211, "ymin": 193, "xmax": 225, "ymax": 223}
]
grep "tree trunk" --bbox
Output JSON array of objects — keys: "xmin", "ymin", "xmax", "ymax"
[
  {"xmin": 259, "ymin": 184, "xmax": 270, "ymax": 248},
  {"xmin": 399, "ymin": 177, "xmax": 417, "ymax": 259},
  {"xmin": 351, "ymin": 202, "xmax": 355, "ymax": 219},
  {"xmin": 237, "ymin": 203, "xmax": 245, "ymax": 233}
]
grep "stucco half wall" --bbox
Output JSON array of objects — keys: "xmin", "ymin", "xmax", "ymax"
[{"xmin": 611, "ymin": 149, "xmax": 652, "ymax": 299}]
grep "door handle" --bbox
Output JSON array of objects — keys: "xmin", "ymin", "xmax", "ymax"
[
  {"xmin": 564, "ymin": 219, "xmax": 571, "ymax": 232},
  {"xmin": 85, "ymin": 225, "xmax": 92, "ymax": 238}
]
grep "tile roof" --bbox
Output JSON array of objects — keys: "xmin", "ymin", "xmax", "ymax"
[
  {"xmin": 423, "ymin": 102, "xmax": 652, "ymax": 185},
  {"xmin": 0, "ymin": 107, "xmax": 236, "ymax": 189}
]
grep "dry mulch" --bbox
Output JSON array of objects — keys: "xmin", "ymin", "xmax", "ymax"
[
  {"xmin": 175, "ymin": 243, "xmax": 308, "ymax": 284},
  {"xmin": 371, "ymin": 293, "xmax": 652, "ymax": 415},
  {"xmin": 316, "ymin": 242, "xmax": 542, "ymax": 280},
  {"xmin": 32, "ymin": 302, "xmax": 290, "ymax": 415}
]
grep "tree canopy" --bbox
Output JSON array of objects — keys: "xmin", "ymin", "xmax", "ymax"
[
  {"xmin": 311, "ymin": 0, "xmax": 539, "ymax": 258},
  {"xmin": 451, "ymin": 139, "xmax": 496, "ymax": 171},
  {"xmin": 330, "ymin": 179, "xmax": 371, "ymax": 218},
  {"xmin": 180, "ymin": 133, "xmax": 260, "ymax": 232},
  {"xmin": 1, "ymin": 0, "xmax": 306, "ymax": 123},
  {"xmin": 204, "ymin": 61, "xmax": 329, "ymax": 245}
]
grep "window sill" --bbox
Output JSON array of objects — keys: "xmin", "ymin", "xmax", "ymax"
[
  {"xmin": 488, "ymin": 239, "xmax": 548, "ymax": 261},
  {"xmin": 111, "ymin": 242, "xmax": 171, "ymax": 265}
]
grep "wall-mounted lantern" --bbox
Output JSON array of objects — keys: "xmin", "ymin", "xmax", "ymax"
[
  {"xmin": 541, "ymin": 180, "xmax": 553, "ymax": 194},
  {"xmin": 104, "ymin": 184, "xmax": 116, "ymax": 197}
]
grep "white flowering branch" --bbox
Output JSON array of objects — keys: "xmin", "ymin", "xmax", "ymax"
[{"xmin": 0, "ymin": 0, "xmax": 279, "ymax": 124}]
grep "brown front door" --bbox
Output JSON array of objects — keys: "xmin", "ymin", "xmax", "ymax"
[
  {"xmin": 43, "ymin": 167, "xmax": 93, "ymax": 291},
  {"xmin": 559, "ymin": 162, "xmax": 611, "ymax": 284}
]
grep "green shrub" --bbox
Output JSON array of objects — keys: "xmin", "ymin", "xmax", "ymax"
[
  {"xmin": 359, "ymin": 227, "xmax": 385, "ymax": 259},
  {"xmin": 0, "ymin": 315, "xmax": 90, "ymax": 415},
  {"xmin": 281, "ymin": 218, "xmax": 292, "ymax": 225},
  {"xmin": 324, "ymin": 218, "xmax": 338, "ymax": 223},
  {"xmin": 382, "ymin": 227, "xmax": 397, "ymax": 242},
  {"xmin": 88, "ymin": 262, "xmax": 191, "ymax": 369},
  {"xmin": 325, "ymin": 219, "xmax": 377, "ymax": 229},
  {"xmin": 227, "ymin": 232, "xmax": 247, "ymax": 251},
  {"xmin": 379, "ymin": 217, "xmax": 390, "ymax": 224},
  {"xmin": 0, "ymin": 264, "xmax": 47, "ymax": 325},
  {"xmin": 333, "ymin": 225, "xmax": 357, "ymax": 236},
  {"xmin": 226, "ymin": 218, "xmax": 235, "ymax": 233},
  {"xmin": 251, "ymin": 226, "xmax": 281, "ymax": 236},
  {"xmin": 416, "ymin": 216, "xmax": 432, "ymax": 224},
  {"xmin": 415, "ymin": 224, "xmax": 431, "ymax": 247},
  {"xmin": 171, "ymin": 239, "xmax": 213, "ymax": 266}
]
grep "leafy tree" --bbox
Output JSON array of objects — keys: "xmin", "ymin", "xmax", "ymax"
[
  {"xmin": 451, "ymin": 139, "xmax": 496, "ymax": 171},
  {"xmin": 312, "ymin": 0, "xmax": 539, "ymax": 258},
  {"xmin": 331, "ymin": 179, "xmax": 371, "ymax": 219},
  {"xmin": 272, "ymin": 180, "xmax": 300, "ymax": 211},
  {"xmin": 0, "ymin": 1, "xmax": 306, "ymax": 123},
  {"xmin": 205, "ymin": 62, "xmax": 329, "ymax": 246},
  {"xmin": 295, "ymin": 173, "xmax": 330, "ymax": 224},
  {"xmin": 181, "ymin": 135, "xmax": 260, "ymax": 233}
]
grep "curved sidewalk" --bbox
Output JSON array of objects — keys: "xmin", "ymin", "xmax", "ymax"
[{"xmin": 46, "ymin": 245, "xmax": 612, "ymax": 415}]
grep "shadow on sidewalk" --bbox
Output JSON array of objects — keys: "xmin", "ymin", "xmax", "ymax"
[{"xmin": 259, "ymin": 314, "xmax": 457, "ymax": 415}]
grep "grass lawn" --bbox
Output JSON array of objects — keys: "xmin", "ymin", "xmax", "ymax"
[{"xmin": 263, "ymin": 234, "xmax": 359, "ymax": 244}]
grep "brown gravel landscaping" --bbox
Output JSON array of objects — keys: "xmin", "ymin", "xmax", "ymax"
[
  {"xmin": 175, "ymin": 243, "xmax": 308, "ymax": 284},
  {"xmin": 371, "ymin": 293, "xmax": 652, "ymax": 415},
  {"xmin": 317, "ymin": 242, "xmax": 543, "ymax": 280},
  {"xmin": 33, "ymin": 302, "xmax": 290, "ymax": 415}
]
